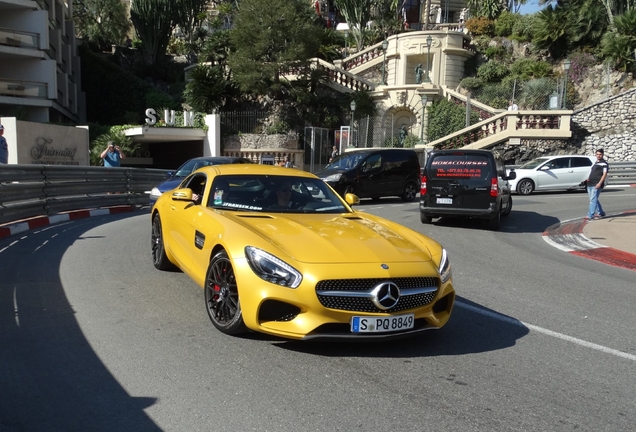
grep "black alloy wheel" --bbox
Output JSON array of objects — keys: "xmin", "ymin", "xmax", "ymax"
[
  {"xmin": 151, "ymin": 214, "xmax": 176, "ymax": 270},
  {"xmin": 343, "ymin": 185, "xmax": 356, "ymax": 196},
  {"xmin": 502, "ymin": 195, "xmax": 513, "ymax": 217},
  {"xmin": 401, "ymin": 181, "xmax": 418, "ymax": 202},
  {"xmin": 204, "ymin": 251, "xmax": 246, "ymax": 335}
]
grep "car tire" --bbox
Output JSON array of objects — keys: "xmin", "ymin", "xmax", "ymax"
[
  {"xmin": 401, "ymin": 181, "xmax": 418, "ymax": 202},
  {"xmin": 420, "ymin": 213, "xmax": 433, "ymax": 224},
  {"xmin": 204, "ymin": 250, "xmax": 247, "ymax": 335},
  {"xmin": 501, "ymin": 195, "xmax": 512, "ymax": 217},
  {"xmin": 487, "ymin": 211, "xmax": 501, "ymax": 230},
  {"xmin": 517, "ymin": 179, "xmax": 534, "ymax": 195},
  {"xmin": 343, "ymin": 185, "xmax": 356, "ymax": 196},
  {"xmin": 151, "ymin": 213, "xmax": 177, "ymax": 271}
]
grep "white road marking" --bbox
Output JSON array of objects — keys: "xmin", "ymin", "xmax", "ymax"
[{"xmin": 456, "ymin": 301, "xmax": 636, "ymax": 362}]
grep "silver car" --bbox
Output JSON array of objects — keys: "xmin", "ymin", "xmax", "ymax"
[{"xmin": 508, "ymin": 155, "xmax": 595, "ymax": 195}]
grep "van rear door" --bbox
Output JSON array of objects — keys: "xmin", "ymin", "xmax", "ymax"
[{"xmin": 426, "ymin": 152, "xmax": 494, "ymax": 210}]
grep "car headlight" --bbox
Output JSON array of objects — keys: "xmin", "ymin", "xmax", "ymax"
[
  {"xmin": 323, "ymin": 173, "xmax": 343, "ymax": 182},
  {"xmin": 245, "ymin": 246, "xmax": 302, "ymax": 288},
  {"xmin": 150, "ymin": 187, "xmax": 162, "ymax": 198},
  {"xmin": 438, "ymin": 248, "xmax": 452, "ymax": 284}
]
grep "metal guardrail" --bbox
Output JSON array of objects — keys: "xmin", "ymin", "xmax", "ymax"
[
  {"xmin": 0, "ymin": 165, "xmax": 169, "ymax": 225},
  {"xmin": 607, "ymin": 161, "xmax": 636, "ymax": 185}
]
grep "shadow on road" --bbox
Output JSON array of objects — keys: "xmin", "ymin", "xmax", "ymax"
[
  {"xmin": 0, "ymin": 211, "xmax": 161, "ymax": 431},
  {"xmin": 273, "ymin": 296, "xmax": 529, "ymax": 357}
]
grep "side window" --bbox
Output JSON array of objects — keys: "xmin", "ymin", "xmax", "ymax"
[
  {"xmin": 571, "ymin": 157, "xmax": 593, "ymax": 167},
  {"xmin": 361, "ymin": 154, "xmax": 382, "ymax": 173},
  {"xmin": 494, "ymin": 156, "xmax": 505, "ymax": 177},
  {"xmin": 183, "ymin": 174, "xmax": 207, "ymax": 203},
  {"xmin": 547, "ymin": 158, "xmax": 570, "ymax": 169}
]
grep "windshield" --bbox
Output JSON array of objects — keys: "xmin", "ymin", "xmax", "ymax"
[
  {"xmin": 207, "ymin": 175, "xmax": 349, "ymax": 214},
  {"xmin": 519, "ymin": 158, "xmax": 549, "ymax": 170},
  {"xmin": 326, "ymin": 153, "xmax": 367, "ymax": 170}
]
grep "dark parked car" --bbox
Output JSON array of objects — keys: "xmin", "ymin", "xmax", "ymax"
[
  {"xmin": 419, "ymin": 149, "xmax": 516, "ymax": 230},
  {"xmin": 315, "ymin": 148, "xmax": 421, "ymax": 201},
  {"xmin": 149, "ymin": 156, "xmax": 253, "ymax": 204}
]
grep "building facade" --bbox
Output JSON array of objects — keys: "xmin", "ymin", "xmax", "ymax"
[{"xmin": 0, "ymin": 0, "xmax": 85, "ymax": 124}]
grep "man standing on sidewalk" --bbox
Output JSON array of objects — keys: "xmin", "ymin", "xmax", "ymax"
[
  {"xmin": 100, "ymin": 141, "xmax": 125, "ymax": 167},
  {"xmin": 0, "ymin": 124, "xmax": 8, "ymax": 164},
  {"xmin": 586, "ymin": 148, "xmax": 609, "ymax": 220}
]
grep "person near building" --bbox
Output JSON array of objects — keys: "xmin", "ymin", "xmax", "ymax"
[
  {"xmin": 283, "ymin": 155, "xmax": 293, "ymax": 168},
  {"xmin": 0, "ymin": 124, "xmax": 8, "ymax": 164},
  {"xmin": 585, "ymin": 148, "xmax": 609, "ymax": 220},
  {"xmin": 100, "ymin": 141, "xmax": 125, "ymax": 167},
  {"xmin": 508, "ymin": 100, "xmax": 519, "ymax": 111}
]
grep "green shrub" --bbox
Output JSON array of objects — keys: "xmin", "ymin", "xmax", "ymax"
[
  {"xmin": 427, "ymin": 98, "xmax": 479, "ymax": 143},
  {"xmin": 484, "ymin": 45, "xmax": 509, "ymax": 61},
  {"xmin": 459, "ymin": 77, "xmax": 485, "ymax": 91},
  {"xmin": 465, "ymin": 17, "xmax": 496, "ymax": 37},
  {"xmin": 510, "ymin": 58, "xmax": 553, "ymax": 79},
  {"xmin": 495, "ymin": 11, "xmax": 521, "ymax": 37},
  {"xmin": 477, "ymin": 60, "xmax": 510, "ymax": 82},
  {"xmin": 512, "ymin": 15, "xmax": 535, "ymax": 41}
]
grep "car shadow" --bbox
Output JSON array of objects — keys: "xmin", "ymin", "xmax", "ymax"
[
  {"xmin": 0, "ymin": 211, "xmax": 162, "ymax": 431},
  {"xmin": 273, "ymin": 297, "xmax": 529, "ymax": 357},
  {"xmin": 413, "ymin": 210, "xmax": 560, "ymax": 234}
]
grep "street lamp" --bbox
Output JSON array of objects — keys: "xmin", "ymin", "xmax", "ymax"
[
  {"xmin": 349, "ymin": 100, "xmax": 356, "ymax": 147},
  {"xmin": 563, "ymin": 59, "xmax": 571, "ymax": 109},
  {"xmin": 343, "ymin": 30, "xmax": 348, "ymax": 59},
  {"xmin": 381, "ymin": 39, "xmax": 388, "ymax": 85},
  {"xmin": 424, "ymin": 36, "xmax": 432, "ymax": 83},
  {"xmin": 420, "ymin": 94, "xmax": 428, "ymax": 143}
]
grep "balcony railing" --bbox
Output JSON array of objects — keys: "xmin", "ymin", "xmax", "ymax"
[
  {"xmin": 0, "ymin": 78, "xmax": 48, "ymax": 99},
  {"xmin": 0, "ymin": 27, "xmax": 40, "ymax": 50}
]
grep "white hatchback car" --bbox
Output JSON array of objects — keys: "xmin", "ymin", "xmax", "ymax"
[{"xmin": 508, "ymin": 155, "xmax": 595, "ymax": 195}]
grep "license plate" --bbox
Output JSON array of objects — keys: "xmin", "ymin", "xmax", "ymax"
[
  {"xmin": 436, "ymin": 197, "xmax": 453, "ymax": 204},
  {"xmin": 351, "ymin": 314, "xmax": 414, "ymax": 333}
]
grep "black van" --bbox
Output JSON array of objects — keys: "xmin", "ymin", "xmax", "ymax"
[
  {"xmin": 315, "ymin": 149, "xmax": 421, "ymax": 201},
  {"xmin": 419, "ymin": 149, "xmax": 516, "ymax": 229}
]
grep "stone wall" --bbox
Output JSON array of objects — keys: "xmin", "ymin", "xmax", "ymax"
[
  {"xmin": 222, "ymin": 132, "xmax": 298, "ymax": 150},
  {"xmin": 492, "ymin": 87, "xmax": 636, "ymax": 164}
]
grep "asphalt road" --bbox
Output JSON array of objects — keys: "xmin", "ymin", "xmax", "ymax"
[{"xmin": 1, "ymin": 188, "xmax": 635, "ymax": 431}]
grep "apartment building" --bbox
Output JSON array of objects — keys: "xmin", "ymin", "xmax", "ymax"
[{"xmin": 0, "ymin": 0, "xmax": 85, "ymax": 124}]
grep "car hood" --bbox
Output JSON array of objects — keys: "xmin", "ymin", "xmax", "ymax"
[{"xmin": 225, "ymin": 212, "xmax": 433, "ymax": 264}]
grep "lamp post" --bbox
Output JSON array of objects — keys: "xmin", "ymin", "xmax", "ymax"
[
  {"xmin": 420, "ymin": 94, "xmax": 428, "ymax": 143},
  {"xmin": 349, "ymin": 100, "xmax": 356, "ymax": 147},
  {"xmin": 343, "ymin": 30, "xmax": 348, "ymax": 59},
  {"xmin": 562, "ymin": 59, "xmax": 571, "ymax": 109},
  {"xmin": 381, "ymin": 39, "xmax": 388, "ymax": 85},
  {"xmin": 424, "ymin": 36, "xmax": 432, "ymax": 83}
]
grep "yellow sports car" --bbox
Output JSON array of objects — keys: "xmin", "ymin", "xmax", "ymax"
[{"xmin": 151, "ymin": 164, "xmax": 454, "ymax": 340}]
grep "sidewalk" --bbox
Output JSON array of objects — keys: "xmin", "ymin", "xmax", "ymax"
[{"xmin": 543, "ymin": 210, "xmax": 636, "ymax": 272}]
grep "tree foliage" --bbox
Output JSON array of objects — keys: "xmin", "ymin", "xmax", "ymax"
[
  {"xmin": 73, "ymin": 0, "xmax": 130, "ymax": 50},
  {"xmin": 427, "ymin": 99, "xmax": 479, "ymax": 144},
  {"xmin": 333, "ymin": 0, "xmax": 375, "ymax": 50},
  {"xmin": 602, "ymin": 10, "xmax": 636, "ymax": 71},
  {"xmin": 183, "ymin": 64, "xmax": 236, "ymax": 113},
  {"xmin": 229, "ymin": 0, "xmax": 322, "ymax": 98}
]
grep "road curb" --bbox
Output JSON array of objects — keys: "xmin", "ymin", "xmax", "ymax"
[
  {"xmin": 542, "ymin": 211, "xmax": 636, "ymax": 272},
  {"xmin": 0, "ymin": 206, "xmax": 140, "ymax": 240}
]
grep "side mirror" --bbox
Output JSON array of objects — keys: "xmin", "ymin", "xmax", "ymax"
[
  {"xmin": 506, "ymin": 171, "xmax": 517, "ymax": 181},
  {"xmin": 345, "ymin": 193, "xmax": 360, "ymax": 206},
  {"xmin": 171, "ymin": 188, "xmax": 194, "ymax": 202},
  {"xmin": 539, "ymin": 165, "xmax": 551, "ymax": 171}
]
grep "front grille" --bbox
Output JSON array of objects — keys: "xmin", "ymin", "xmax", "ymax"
[{"xmin": 316, "ymin": 277, "xmax": 439, "ymax": 313}]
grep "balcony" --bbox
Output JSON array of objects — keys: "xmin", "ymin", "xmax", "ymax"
[
  {"xmin": 0, "ymin": 27, "xmax": 40, "ymax": 50},
  {"xmin": 0, "ymin": 78, "xmax": 48, "ymax": 99}
]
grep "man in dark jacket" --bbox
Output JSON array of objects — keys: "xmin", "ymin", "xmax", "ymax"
[{"xmin": 585, "ymin": 148, "xmax": 609, "ymax": 220}]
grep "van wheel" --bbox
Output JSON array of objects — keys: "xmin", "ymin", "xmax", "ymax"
[
  {"xmin": 502, "ymin": 196, "xmax": 512, "ymax": 217},
  {"xmin": 401, "ymin": 181, "xmax": 418, "ymax": 202},
  {"xmin": 517, "ymin": 179, "xmax": 534, "ymax": 195},
  {"xmin": 420, "ymin": 213, "xmax": 433, "ymax": 224},
  {"xmin": 487, "ymin": 211, "xmax": 501, "ymax": 230}
]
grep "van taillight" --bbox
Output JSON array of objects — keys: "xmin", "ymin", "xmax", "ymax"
[
  {"xmin": 490, "ymin": 177, "xmax": 498, "ymax": 197},
  {"xmin": 421, "ymin": 175, "xmax": 427, "ymax": 195}
]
